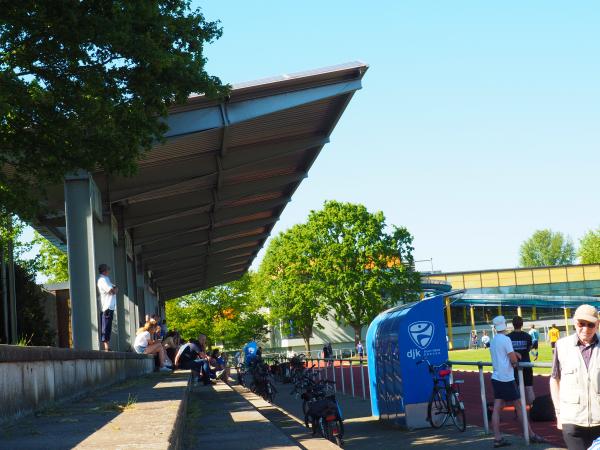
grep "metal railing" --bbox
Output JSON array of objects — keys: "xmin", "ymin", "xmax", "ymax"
[
  {"xmin": 302, "ymin": 356, "xmax": 369, "ymax": 400},
  {"xmin": 448, "ymin": 360, "xmax": 552, "ymax": 446}
]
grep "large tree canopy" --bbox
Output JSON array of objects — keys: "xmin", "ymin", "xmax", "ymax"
[
  {"xmin": 306, "ymin": 201, "xmax": 421, "ymax": 345},
  {"xmin": 256, "ymin": 223, "xmax": 330, "ymax": 351},
  {"xmin": 256, "ymin": 201, "xmax": 421, "ymax": 349},
  {"xmin": 32, "ymin": 231, "xmax": 68, "ymax": 283},
  {"xmin": 165, "ymin": 274, "xmax": 267, "ymax": 350},
  {"xmin": 0, "ymin": 1, "xmax": 228, "ymax": 217},
  {"xmin": 579, "ymin": 227, "xmax": 600, "ymax": 264},
  {"xmin": 519, "ymin": 229, "xmax": 576, "ymax": 267}
]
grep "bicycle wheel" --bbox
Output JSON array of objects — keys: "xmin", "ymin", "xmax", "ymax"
[
  {"xmin": 427, "ymin": 389, "xmax": 449, "ymax": 428},
  {"xmin": 266, "ymin": 381, "xmax": 275, "ymax": 403},
  {"xmin": 302, "ymin": 399, "xmax": 310, "ymax": 416},
  {"xmin": 450, "ymin": 392, "xmax": 466, "ymax": 432}
]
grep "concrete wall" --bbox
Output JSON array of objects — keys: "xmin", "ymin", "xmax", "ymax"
[{"xmin": 0, "ymin": 345, "xmax": 154, "ymax": 423}]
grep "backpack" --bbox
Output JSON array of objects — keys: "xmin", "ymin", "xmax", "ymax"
[{"xmin": 530, "ymin": 395, "xmax": 556, "ymax": 422}]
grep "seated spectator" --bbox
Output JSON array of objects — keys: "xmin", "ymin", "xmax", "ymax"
[
  {"xmin": 134, "ymin": 322, "xmax": 172, "ymax": 372},
  {"xmin": 163, "ymin": 330, "xmax": 180, "ymax": 364},
  {"xmin": 175, "ymin": 336, "xmax": 210, "ymax": 385},
  {"xmin": 209, "ymin": 349, "xmax": 230, "ymax": 381}
]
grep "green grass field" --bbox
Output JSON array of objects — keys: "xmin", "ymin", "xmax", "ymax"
[{"xmin": 449, "ymin": 341, "xmax": 553, "ymax": 375}]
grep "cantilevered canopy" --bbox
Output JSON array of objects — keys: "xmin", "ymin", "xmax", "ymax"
[
  {"xmin": 37, "ymin": 62, "xmax": 368, "ymax": 300},
  {"xmin": 450, "ymin": 293, "xmax": 600, "ymax": 308}
]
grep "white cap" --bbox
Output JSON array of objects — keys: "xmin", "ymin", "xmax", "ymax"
[{"xmin": 493, "ymin": 315, "xmax": 507, "ymax": 332}]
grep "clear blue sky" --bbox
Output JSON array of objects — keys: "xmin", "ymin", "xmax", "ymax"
[
  {"xmin": 192, "ymin": 1, "xmax": 600, "ymax": 273},
  {"xmin": 26, "ymin": 2, "xmax": 598, "ymax": 276}
]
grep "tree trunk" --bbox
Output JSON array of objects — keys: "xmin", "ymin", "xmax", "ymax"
[
  {"xmin": 303, "ymin": 336, "xmax": 311, "ymax": 352},
  {"xmin": 302, "ymin": 325, "xmax": 312, "ymax": 352},
  {"xmin": 353, "ymin": 325, "xmax": 362, "ymax": 347}
]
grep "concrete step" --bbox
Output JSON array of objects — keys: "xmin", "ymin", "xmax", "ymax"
[{"xmin": 0, "ymin": 371, "xmax": 187, "ymax": 450}]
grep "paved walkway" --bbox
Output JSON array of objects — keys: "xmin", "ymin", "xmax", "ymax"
[
  {"xmin": 267, "ymin": 380, "xmax": 566, "ymax": 450},
  {"xmin": 183, "ymin": 381, "xmax": 302, "ymax": 450},
  {"xmin": 0, "ymin": 371, "xmax": 187, "ymax": 450},
  {"xmin": 0, "ymin": 368, "xmax": 570, "ymax": 450}
]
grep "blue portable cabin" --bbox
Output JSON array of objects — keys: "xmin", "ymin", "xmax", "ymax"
[{"xmin": 366, "ymin": 294, "xmax": 448, "ymax": 428}]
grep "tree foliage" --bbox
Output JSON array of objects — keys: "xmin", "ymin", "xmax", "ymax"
[
  {"xmin": 0, "ymin": 1, "xmax": 228, "ymax": 217},
  {"xmin": 256, "ymin": 224, "xmax": 330, "ymax": 351},
  {"xmin": 305, "ymin": 201, "xmax": 421, "ymax": 345},
  {"xmin": 32, "ymin": 232, "xmax": 69, "ymax": 283},
  {"xmin": 579, "ymin": 228, "xmax": 600, "ymax": 264},
  {"xmin": 519, "ymin": 229, "xmax": 576, "ymax": 267},
  {"xmin": 256, "ymin": 201, "xmax": 421, "ymax": 349},
  {"xmin": 165, "ymin": 274, "xmax": 267, "ymax": 350}
]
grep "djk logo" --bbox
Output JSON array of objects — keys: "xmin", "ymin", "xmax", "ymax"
[{"xmin": 408, "ymin": 321, "xmax": 435, "ymax": 350}]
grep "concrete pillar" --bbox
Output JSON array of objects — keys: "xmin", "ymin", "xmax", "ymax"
[
  {"xmin": 94, "ymin": 212, "xmax": 117, "ymax": 349},
  {"xmin": 125, "ymin": 247, "xmax": 138, "ymax": 341},
  {"xmin": 113, "ymin": 210, "xmax": 129, "ymax": 351},
  {"xmin": 1, "ymin": 245, "xmax": 8, "ymax": 344},
  {"xmin": 470, "ymin": 306, "xmax": 476, "ymax": 331},
  {"xmin": 134, "ymin": 246, "xmax": 146, "ymax": 323},
  {"xmin": 445, "ymin": 297, "xmax": 453, "ymax": 350},
  {"xmin": 64, "ymin": 171, "xmax": 99, "ymax": 350},
  {"xmin": 7, "ymin": 238, "xmax": 17, "ymax": 343}
]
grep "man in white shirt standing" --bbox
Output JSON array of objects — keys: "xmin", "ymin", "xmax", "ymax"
[
  {"xmin": 97, "ymin": 264, "xmax": 117, "ymax": 351},
  {"xmin": 490, "ymin": 315, "xmax": 543, "ymax": 447}
]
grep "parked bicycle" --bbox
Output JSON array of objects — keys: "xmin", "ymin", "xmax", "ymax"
[
  {"xmin": 247, "ymin": 357, "xmax": 277, "ymax": 403},
  {"xmin": 418, "ymin": 358, "xmax": 466, "ymax": 432}
]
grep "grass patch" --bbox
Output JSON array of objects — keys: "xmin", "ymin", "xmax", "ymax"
[
  {"xmin": 449, "ymin": 341, "xmax": 553, "ymax": 375},
  {"xmin": 100, "ymin": 393, "xmax": 138, "ymax": 413}
]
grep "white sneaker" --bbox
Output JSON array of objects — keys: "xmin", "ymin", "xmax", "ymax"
[{"xmin": 159, "ymin": 366, "xmax": 172, "ymax": 373}]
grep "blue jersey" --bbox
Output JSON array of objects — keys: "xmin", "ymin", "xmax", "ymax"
[
  {"xmin": 529, "ymin": 328, "xmax": 539, "ymax": 342},
  {"xmin": 243, "ymin": 341, "xmax": 258, "ymax": 364}
]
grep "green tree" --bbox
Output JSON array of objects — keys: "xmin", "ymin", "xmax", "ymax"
[
  {"xmin": 306, "ymin": 201, "xmax": 422, "ymax": 346},
  {"xmin": 1, "ymin": 1, "xmax": 228, "ymax": 217},
  {"xmin": 256, "ymin": 224, "xmax": 329, "ymax": 351},
  {"xmin": 579, "ymin": 228, "xmax": 600, "ymax": 264},
  {"xmin": 519, "ymin": 229, "xmax": 576, "ymax": 267},
  {"xmin": 165, "ymin": 274, "xmax": 267, "ymax": 349},
  {"xmin": 32, "ymin": 232, "xmax": 69, "ymax": 283}
]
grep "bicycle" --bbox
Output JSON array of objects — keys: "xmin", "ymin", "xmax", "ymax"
[{"xmin": 418, "ymin": 358, "xmax": 466, "ymax": 432}]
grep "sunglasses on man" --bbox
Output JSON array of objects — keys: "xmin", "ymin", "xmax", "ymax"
[{"xmin": 576, "ymin": 320, "xmax": 597, "ymax": 329}]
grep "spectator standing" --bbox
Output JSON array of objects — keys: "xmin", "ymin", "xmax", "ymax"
[
  {"xmin": 470, "ymin": 330, "xmax": 479, "ymax": 349},
  {"xmin": 550, "ymin": 304, "xmax": 600, "ymax": 450},
  {"xmin": 529, "ymin": 324, "xmax": 539, "ymax": 361},
  {"xmin": 549, "ymin": 324, "xmax": 560, "ymax": 352},
  {"xmin": 97, "ymin": 264, "xmax": 117, "ymax": 351},
  {"xmin": 507, "ymin": 316, "xmax": 535, "ymax": 405},
  {"xmin": 481, "ymin": 330, "xmax": 491, "ymax": 348},
  {"xmin": 356, "ymin": 340, "xmax": 364, "ymax": 363},
  {"xmin": 490, "ymin": 316, "xmax": 544, "ymax": 447},
  {"xmin": 323, "ymin": 343, "xmax": 330, "ymax": 359}
]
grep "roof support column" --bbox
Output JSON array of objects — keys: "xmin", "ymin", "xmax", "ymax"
[
  {"xmin": 94, "ymin": 210, "xmax": 118, "ymax": 349},
  {"xmin": 64, "ymin": 171, "xmax": 99, "ymax": 350},
  {"xmin": 113, "ymin": 208, "xmax": 130, "ymax": 351},
  {"xmin": 134, "ymin": 246, "xmax": 146, "ymax": 322}
]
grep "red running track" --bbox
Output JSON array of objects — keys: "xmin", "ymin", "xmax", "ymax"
[{"xmin": 307, "ymin": 361, "xmax": 564, "ymax": 447}]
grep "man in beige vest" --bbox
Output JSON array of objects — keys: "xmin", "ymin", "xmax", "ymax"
[{"xmin": 550, "ymin": 304, "xmax": 600, "ymax": 450}]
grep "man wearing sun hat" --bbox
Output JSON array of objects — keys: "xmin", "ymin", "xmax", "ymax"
[
  {"xmin": 551, "ymin": 304, "xmax": 600, "ymax": 450},
  {"xmin": 489, "ymin": 315, "xmax": 543, "ymax": 447}
]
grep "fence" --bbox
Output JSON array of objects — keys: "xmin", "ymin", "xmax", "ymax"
[
  {"xmin": 289, "ymin": 356, "xmax": 550, "ymax": 447},
  {"xmin": 448, "ymin": 359, "xmax": 552, "ymax": 446},
  {"xmin": 299, "ymin": 356, "xmax": 369, "ymax": 400}
]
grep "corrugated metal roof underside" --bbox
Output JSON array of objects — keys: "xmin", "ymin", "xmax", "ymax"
[{"xmin": 37, "ymin": 62, "xmax": 367, "ymax": 300}]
